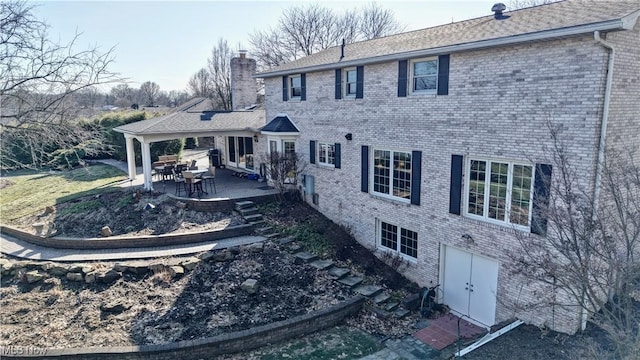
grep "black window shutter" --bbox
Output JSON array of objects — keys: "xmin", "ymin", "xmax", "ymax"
[
  {"xmin": 532, "ymin": 163, "xmax": 553, "ymax": 235},
  {"xmin": 334, "ymin": 143, "xmax": 341, "ymax": 169},
  {"xmin": 300, "ymin": 73, "xmax": 306, "ymax": 101},
  {"xmin": 282, "ymin": 76, "xmax": 288, "ymax": 101},
  {"xmin": 335, "ymin": 69, "xmax": 342, "ymax": 100},
  {"xmin": 437, "ymin": 54, "xmax": 450, "ymax": 96},
  {"xmin": 449, "ymin": 155, "xmax": 463, "ymax": 215},
  {"xmin": 411, "ymin": 151, "xmax": 422, "ymax": 206},
  {"xmin": 309, "ymin": 140, "xmax": 316, "ymax": 164},
  {"xmin": 356, "ymin": 66, "xmax": 364, "ymax": 99},
  {"xmin": 398, "ymin": 60, "xmax": 408, "ymax": 97},
  {"xmin": 361, "ymin": 146, "xmax": 369, "ymax": 193}
]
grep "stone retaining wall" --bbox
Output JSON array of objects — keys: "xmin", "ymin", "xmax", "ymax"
[
  {"xmin": 0, "ymin": 224, "xmax": 255, "ymax": 250},
  {"xmin": 178, "ymin": 194, "xmax": 278, "ymax": 212},
  {"xmin": 0, "ymin": 296, "xmax": 365, "ymax": 360}
]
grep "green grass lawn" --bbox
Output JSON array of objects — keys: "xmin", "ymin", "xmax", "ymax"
[{"xmin": 0, "ymin": 165, "xmax": 126, "ymax": 222}]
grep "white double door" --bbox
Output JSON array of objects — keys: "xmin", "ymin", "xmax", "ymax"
[{"xmin": 442, "ymin": 246, "xmax": 498, "ymax": 326}]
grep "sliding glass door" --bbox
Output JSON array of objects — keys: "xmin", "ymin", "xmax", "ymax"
[{"xmin": 227, "ymin": 136, "xmax": 254, "ymax": 171}]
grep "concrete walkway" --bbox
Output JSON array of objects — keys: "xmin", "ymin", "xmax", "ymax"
[{"xmin": 0, "ymin": 232, "xmax": 266, "ymax": 262}]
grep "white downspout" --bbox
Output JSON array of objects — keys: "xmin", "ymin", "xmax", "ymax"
[
  {"xmin": 583, "ymin": 30, "xmax": 615, "ymax": 331},
  {"xmin": 592, "ymin": 30, "xmax": 615, "ymax": 214}
]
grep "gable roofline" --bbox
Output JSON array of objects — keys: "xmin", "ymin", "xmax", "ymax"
[
  {"xmin": 260, "ymin": 113, "xmax": 301, "ymax": 135},
  {"xmin": 256, "ymin": 10, "xmax": 639, "ymax": 79}
]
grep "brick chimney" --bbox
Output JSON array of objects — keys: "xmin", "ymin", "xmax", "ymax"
[{"xmin": 231, "ymin": 50, "xmax": 257, "ymax": 111}]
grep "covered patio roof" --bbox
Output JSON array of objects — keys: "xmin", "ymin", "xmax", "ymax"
[
  {"xmin": 112, "ymin": 98, "xmax": 266, "ymax": 191},
  {"xmin": 115, "ymin": 109, "xmax": 265, "ymax": 142}
]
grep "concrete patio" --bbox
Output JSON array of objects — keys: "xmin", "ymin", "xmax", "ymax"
[{"xmin": 101, "ymin": 149, "xmax": 280, "ymax": 201}]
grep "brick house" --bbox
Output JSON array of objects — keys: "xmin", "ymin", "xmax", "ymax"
[{"xmin": 256, "ymin": 0, "xmax": 640, "ymax": 334}]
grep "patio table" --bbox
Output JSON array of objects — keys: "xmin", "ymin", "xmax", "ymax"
[{"xmin": 182, "ymin": 170, "xmax": 208, "ymax": 197}]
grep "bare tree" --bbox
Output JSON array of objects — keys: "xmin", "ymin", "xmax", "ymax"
[
  {"xmin": 207, "ymin": 38, "xmax": 232, "ymax": 110},
  {"xmin": 167, "ymin": 89, "xmax": 189, "ymax": 107},
  {"xmin": 249, "ymin": 3, "xmax": 404, "ymax": 69},
  {"xmin": 359, "ymin": 2, "xmax": 404, "ymax": 40},
  {"xmin": 261, "ymin": 151, "xmax": 307, "ymax": 200},
  {"xmin": 509, "ymin": 122, "xmax": 640, "ymax": 357},
  {"xmin": 110, "ymin": 83, "xmax": 137, "ymax": 107},
  {"xmin": 187, "ymin": 38, "xmax": 232, "ymax": 110},
  {"xmin": 75, "ymin": 87, "xmax": 103, "ymax": 108},
  {"xmin": 0, "ymin": 0, "xmax": 119, "ymax": 169},
  {"xmin": 139, "ymin": 81, "xmax": 160, "ymax": 106},
  {"xmin": 187, "ymin": 68, "xmax": 212, "ymax": 98}
]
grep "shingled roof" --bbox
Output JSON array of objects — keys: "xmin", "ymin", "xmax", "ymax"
[
  {"xmin": 257, "ymin": 0, "xmax": 640, "ymax": 77},
  {"xmin": 114, "ymin": 110, "xmax": 265, "ymax": 136},
  {"xmin": 261, "ymin": 114, "xmax": 300, "ymax": 134}
]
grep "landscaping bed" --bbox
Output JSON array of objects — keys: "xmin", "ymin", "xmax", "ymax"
[{"xmin": 0, "ymin": 177, "xmax": 622, "ymax": 358}]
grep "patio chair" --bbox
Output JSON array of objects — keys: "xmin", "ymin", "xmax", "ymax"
[
  {"xmin": 161, "ymin": 165, "xmax": 174, "ymax": 181},
  {"xmin": 172, "ymin": 168, "xmax": 186, "ymax": 196},
  {"xmin": 182, "ymin": 171, "xmax": 203, "ymax": 198},
  {"xmin": 201, "ymin": 166, "xmax": 217, "ymax": 194}
]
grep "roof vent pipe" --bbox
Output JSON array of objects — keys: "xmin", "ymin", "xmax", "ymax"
[
  {"xmin": 340, "ymin": 39, "xmax": 345, "ymax": 60},
  {"xmin": 491, "ymin": 3, "xmax": 507, "ymax": 19}
]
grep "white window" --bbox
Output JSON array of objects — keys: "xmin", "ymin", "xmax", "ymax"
[
  {"xmin": 344, "ymin": 68, "xmax": 357, "ymax": 97},
  {"xmin": 373, "ymin": 149, "xmax": 411, "ymax": 201},
  {"xmin": 377, "ymin": 220, "xmax": 418, "ymax": 259},
  {"xmin": 318, "ymin": 142, "xmax": 335, "ymax": 166},
  {"xmin": 466, "ymin": 159, "xmax": 534, "ymax": 228},
  {"xmin": 289, "ymin": 75, "xmax": 301, "ymax": 98},
  {"xmin": 411, "ymin": 58, "xmax": 438, "ymax": 94}
]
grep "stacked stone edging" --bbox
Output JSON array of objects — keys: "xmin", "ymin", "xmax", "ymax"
[
  {"xmin": 0, "ymin": 296, "xmax": 365, "ymax": 360},
  {"xmin": 0, "ymin": 224, "xmax": 255, "ymax": 250},
  {"xmin": 177, "ymin": 194, "xmax": 278, "ymax": 212}
]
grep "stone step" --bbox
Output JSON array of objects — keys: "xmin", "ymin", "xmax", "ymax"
[
  {"xmin": 394, "ymin": 308, "xmax": 410, "ymax": 319},
  {"xmin": 338, "ymin": 276, "xmax": 363, "ymax": 288},
  {"xmin": 255, "ymin": 226, "xmax": 273, "ymax": 235},
  {"xmin": 309, "ymin": 259, "xmax": 334, "ymax": 270},
  {"xmin": 237, "ymin": 207, "xmax": 259, "ymax": 216},
  {"xmin": 384, "ymin": 302, "xmax": 400, "ymax": 311},
  {"xmin": 327, "ymin": 267, "xmax": 350, "ymax": 279},
  {"xmin": 278, "ymin": 237, "xmax": 295, "ymax": 245},
  {"xmin": 264, "ymin": 233, "xmax": 280, "ymax": 239},
  {"xmin": 288, "ymin": 244, "xmax": 303, "ymax": 253},
  {"xmin": 243, "ymin": 214, "xmax": 264, "ymax": 223},
  {"xmin": 294, "ymin": 251, "xmax": 318, "ymax": 263},
  {"xmin": 249, "ymin": 219, "xmax": 266, "ymax": 226},
  {"xmin": 354, "ymin": 284, "xmax": 383, "ymax": 298},
  {"xmin": 373, "ymin": 292, "xmax": 391, "ymax": 304},
  {"xmin": 235, "ymin": 201, "xmax": 255, "ymax": 210}
]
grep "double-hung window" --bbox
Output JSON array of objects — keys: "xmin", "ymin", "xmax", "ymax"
[
  {"xmin": 335, "ymin": 66, "xmax": 363, "ymax": 99},
  {"xmin": 318, "ymin": 142, "xmax": 335, "ymax": 166},
  {"xmin": 373, "ymin": 149, "xmax": 411, "ymax": 201},
  {"xmin": 466, "ymin": 159, "xmax": 534, "ymax": 228},
  {"xmin": 411, "ymin": 58, "xmax": 438, "ymax": 93},
  {"xmin": 289, "ymin": 75, "xmax": 302, "ymax": 98},
  {"xmin": 344, "ymin": 68, "xmax": 357, "ymax": 97},
  {"xmin": 378, "ymin": 220, "xmax": 418, "ymax": 259}
]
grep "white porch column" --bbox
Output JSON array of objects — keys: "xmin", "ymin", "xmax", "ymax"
[
  {"xmin": 124, "ymin": 135, "xmax": 137, "ymax": 180},
  {"xmin": 140, "ymin": 140, "xmax": 154, "ymax": 191}
]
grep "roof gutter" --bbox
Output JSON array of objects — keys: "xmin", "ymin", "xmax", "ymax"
[{"xmin": 256, "ymin": 19, "xmax": 630, "ymax": 78}]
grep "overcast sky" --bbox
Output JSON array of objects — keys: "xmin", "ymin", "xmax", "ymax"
[{"xmin": 33, "ymin": 1, "xmax": 497, "ymax": 93}]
